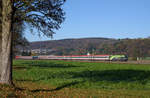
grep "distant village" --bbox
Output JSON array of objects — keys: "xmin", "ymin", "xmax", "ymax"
[{"xmin": 19, "ymin": 49, "xmax": 53, "ymax": 56}]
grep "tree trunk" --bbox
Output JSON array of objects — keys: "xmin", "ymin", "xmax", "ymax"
[
  {"xmin": 0, "ymin": 0, "xmax": 13, "ymax": 85},
  {"xmin": 0, "ymin": 0, "xmax": 2, "ymax": 81}
]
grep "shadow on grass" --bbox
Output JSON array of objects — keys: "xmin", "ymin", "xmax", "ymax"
[
  {"xmin": 15, "ymin": 79, "xmax": 38, "ymax": 82},
  {"xmin": 30, "ymin": 63, "xmax": 80, "ymax": 68},
  {"xmin": 30, "ymin": 81, "xmax": 84, "ymax": 92},
  {"xmin": 12, "ymin": 81, "xmax": 83, "ymax": 93},
  {"xmin": 70, "ymin": 69, "xmax": 150, "ymax": 83},
  {"xmin": 14, "ymin": 69, "xmax": 150, "ymax": 93},
  {"xmin": 13, "ymin": 66, "xmax": 30, "ymax": 70}
]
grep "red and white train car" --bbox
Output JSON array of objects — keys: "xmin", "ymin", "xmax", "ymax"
[{"xmin": 16, "ymin": 55, "xmax": 110, "ymax": 61}]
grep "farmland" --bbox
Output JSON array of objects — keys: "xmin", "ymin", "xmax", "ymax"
[{"xmin": 1, "ymin": 60, "xmax": 150, "ymax": 97}]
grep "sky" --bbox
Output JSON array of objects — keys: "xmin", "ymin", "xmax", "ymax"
[{"xmin": 25, "ymin": 0, "xmax": 150, "ymax": 41}]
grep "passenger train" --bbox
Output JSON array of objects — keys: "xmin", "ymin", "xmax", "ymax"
[{"xmin": 16, "ymin": 55, "xmax": 128, "ymax": 61}]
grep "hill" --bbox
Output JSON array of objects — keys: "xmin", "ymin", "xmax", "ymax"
[
  {"xmin": 18, "ymin": 37, "xmax": 150, "ymax": 58},
  {"xmin": 18, "ymin": 37, "xmax": 117, "ymax": 55},
  {"xmin": 29, "ymin": 37, "xmax": 117, "ymax": 49}
]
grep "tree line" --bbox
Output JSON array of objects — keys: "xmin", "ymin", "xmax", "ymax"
[{"xmin": 53, "ymin": 38, "xmax": 150, "ymax": 59}]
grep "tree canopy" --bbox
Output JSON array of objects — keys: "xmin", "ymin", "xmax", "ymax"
[
  {"xmin": 12, "ymin": 0, "xmax": 66, "ymax": 55},
  {"xmin": 13, "ymin": 0, "xmax": 66, "ymax": 37}
]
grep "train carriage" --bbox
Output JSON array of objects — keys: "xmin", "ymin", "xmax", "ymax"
[{"xmin": 16, "ymin": 54, "xmax": 128, "ymax": 61}]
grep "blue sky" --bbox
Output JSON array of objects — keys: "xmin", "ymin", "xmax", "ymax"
[{"xmin": 25, "ymin": 0, "xmax": 150, "ymax": 41}]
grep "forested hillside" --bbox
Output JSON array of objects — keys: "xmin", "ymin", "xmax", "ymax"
[{"xmin": 19, "ymin": 37, "xmax": 150, "ymax": 58}]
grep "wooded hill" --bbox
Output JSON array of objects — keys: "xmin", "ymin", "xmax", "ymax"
[{"xmin": 19, "ymin": 37, "xmax": 150, "ymax": 58}]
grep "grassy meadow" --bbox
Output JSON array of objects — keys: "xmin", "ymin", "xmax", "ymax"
[{"xmin": 1, "ymin": 60, "xmax": 150, "ymax": 97}]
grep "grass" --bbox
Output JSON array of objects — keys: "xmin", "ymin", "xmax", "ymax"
[{"xmin": 1, "ymin": 60, "xmax": 150, "ymax": 97}]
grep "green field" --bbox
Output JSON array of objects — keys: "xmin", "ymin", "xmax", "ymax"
[{"xmin": 1, "ymin": 60, "xmax": 150, "ymax": 97}]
